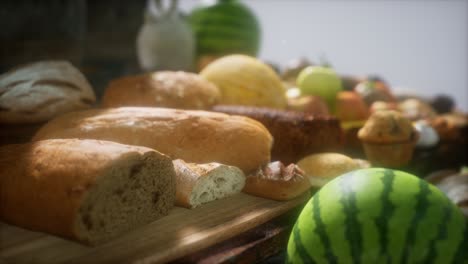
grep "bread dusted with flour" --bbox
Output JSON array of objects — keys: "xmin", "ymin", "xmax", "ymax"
[
  {"xmin": 0, "ymin": 60, "xmax": 96, "ymax": 124},
  {"xmin": 33, "ymin": 107, "xmax": 273, "ymax": 173},
  {"xmin": 0, "ymin": 139, "xmax": 176, "ymax": 245},
  {"xmin": 173, "ymin": 159, "xmax": 245, "ymax": 208}
]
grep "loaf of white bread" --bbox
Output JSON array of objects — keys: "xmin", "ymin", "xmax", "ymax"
[
  {"xmin": 32, "ymin": 107, "xmax": 273, "ymax": 174},
  {"xmin": 0, "ymin": 139, "xmax": 176, "ymax": 245},
  {"xmin": 173, "ymin": 159, "xmax": 245, "ymax": 208},
  {"xmin": 0, "ymin": 60, "xmax": 96, "ymax": 124}
]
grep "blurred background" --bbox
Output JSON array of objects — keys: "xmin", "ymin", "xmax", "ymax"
[
  {"xmin": 1, "ymin": 0, "xmax": 466, "ymax": 110},
  {"xmin": 183, "ymin": 0, "xmax": 467, "ymax": 111}
]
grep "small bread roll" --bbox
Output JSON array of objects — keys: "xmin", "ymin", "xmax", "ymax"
[
  {"xmin": 297, "ymin": 153, "xmax": 369, "ymax": 187},
  {"xmin": 102, "ymin": 71, "xmax": 220, "ymax": 110},
  {"xmin": 243, "ymin": 161, "xmax": 310, "ymax": 201},
  {"xmin": 173, "ymin": 159, "xmax": 245, "ymax": 208},
  {"xmin": 0, "ymin": 60, "xmax": 96, "ymax": 124}
]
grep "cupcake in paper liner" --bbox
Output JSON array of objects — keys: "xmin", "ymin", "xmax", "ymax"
[{"xmin": 358, "ymin": 110, "xmax": 419, "ymax": 167}]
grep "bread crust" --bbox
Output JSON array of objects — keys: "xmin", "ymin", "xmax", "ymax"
[
  {"xmin": 242, "ymin": 162, "xmax": 310, "ymax": 201},
  {"xmin": 33, "ymin": 107, "xmax": 273, "ymax": 173},
  {"xmin": 0, "ymin": 60, "xmax": 96, "ymax": 124},
  {"xmin": 102, "ymin": 71, "xmax": 220, "ymax": 110},
  {"xmin": 173, "ymin": 159, "xmax": 199, "ymax": 208},
  {"xmin": 0, "ymin": 139, "xmax": 174, "ymax": 243}
]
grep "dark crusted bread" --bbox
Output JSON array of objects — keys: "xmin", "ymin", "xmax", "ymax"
[
  {"xmin": 212, "ymin": 105, "xmax": 344, "ymax": 164},
  {"xmin": 0, "ymin": 139, "xmax": 176, "ymax": 245}
]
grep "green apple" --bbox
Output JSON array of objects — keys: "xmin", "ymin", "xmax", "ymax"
[{"xmin": 296, "ymin": 66, "xmax": 343, "ymax": 113}]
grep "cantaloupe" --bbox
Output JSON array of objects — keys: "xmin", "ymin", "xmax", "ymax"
[{"xmin": 200, "ymin": 54, "xmax": 287, "ymax": 108}]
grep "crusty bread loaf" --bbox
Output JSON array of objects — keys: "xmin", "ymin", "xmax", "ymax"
[
  {"xmin": 0, "ymin": 139, "xmax": 176, "ymax": 245},
  {"xmin": 33, "ymin": 107, "xmax": 273, "ymax": 173},
  {"xmin": 0, "ymin": 60, "xmax": 96, "ymax": 124},
  {"xmin": 212, "ymin": 105, "xmax": 344, "ymax": 164},
  {"xmin": 173, "ymin": 159, "xmax": 245, "ymax": 208},
  {"xmin": 102, "ymin": 71, "xmax": 220, "ymax": 110},
  {"xmin": 243, "ymin": 161, "xmax": 310, "ymax": 201}
]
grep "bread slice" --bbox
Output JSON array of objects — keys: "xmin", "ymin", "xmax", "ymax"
[
  {"xmin": 0, "ymin": 139, "xmax": 176, "ymax": 245},
  {"xmin": 173, "ymin": 159, "xmax": 245, "ymax": 208}
]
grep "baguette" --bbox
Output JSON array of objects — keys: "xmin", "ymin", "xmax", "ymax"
[
  {"xmin": 0, "ymin": 139, "xmax": 176, "ymax": 245},
  {"xmin": 243, "ymin": 161, "xmax": 310, "ymax": 201},
  {"xmin": 32, "ymin": 107, "xmax": 273, "ymax": 174},
  {"xmin": 173, "ymin": 159, "xmax": 245, "ymax": 208}
]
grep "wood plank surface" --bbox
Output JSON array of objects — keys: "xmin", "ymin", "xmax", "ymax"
[{"xmin": 0, "ymin": 193, "xmax": 310, "ymax": 264}]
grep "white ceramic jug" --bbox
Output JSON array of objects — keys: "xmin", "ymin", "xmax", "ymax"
[{"xmin": 136, "ymin": 0, "xmax": 195, "ymax": 71}]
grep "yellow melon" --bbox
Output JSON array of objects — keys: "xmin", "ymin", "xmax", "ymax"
[{"xmin": 200, "ymin": 54, "xmax": 287, "ymax": 108}]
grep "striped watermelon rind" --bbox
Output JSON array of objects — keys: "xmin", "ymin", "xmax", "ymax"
[
  {"xmin": 189, "ymin": 0, "xmax": 261, "ymax": 58},
  {"xmin": 287, "ymin": 168, "xmax": 467, "ymax": 263}
]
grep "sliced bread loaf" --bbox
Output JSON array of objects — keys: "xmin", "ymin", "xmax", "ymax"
[{"xmin": 0, "ymin": 139, "xmax": 176, "ymax": 245}]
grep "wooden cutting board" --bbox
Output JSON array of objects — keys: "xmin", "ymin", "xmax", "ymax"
[{"xmin": 0, "ymin": 193, "xmax": 310, "ymax": 264}]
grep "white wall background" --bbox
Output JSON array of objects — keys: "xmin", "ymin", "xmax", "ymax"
[{"xmin": 179, "ymin": 0, "xmax": 468, "ymax": 111}]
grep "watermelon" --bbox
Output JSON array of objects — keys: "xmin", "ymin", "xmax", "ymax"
[
  {"xmin": 287, "ymin": 168, "xmax": 467, "ymax": 263},
  {"xmin": 189, "ymin": 0, "xmax": 261, "ymax": 68}
]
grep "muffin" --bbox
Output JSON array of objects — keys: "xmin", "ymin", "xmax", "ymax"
[{"xmin": 358, "ymin": 110, "xmax": 419, "ymax": 167}]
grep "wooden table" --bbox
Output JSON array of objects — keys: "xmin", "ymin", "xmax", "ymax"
[{"xmin": 0, "ymin": 193, "xmax": 310, "ymax": 264}]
